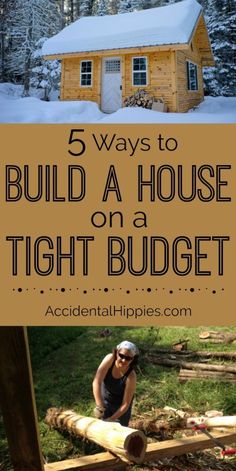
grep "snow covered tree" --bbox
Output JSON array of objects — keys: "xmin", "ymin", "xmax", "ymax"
[
  {"xmin": 0, "ymin": 0, "xmax": 16, "ymax": 81},
  {"xmin": 65, "ymin": 0, "xmax": 80, "ymax": 22},
  {"xmin": 80, "ymin": 0, "xmax": 94, "ymax": 16},
  {"xmin": 30, "ymin": 37, "xmax": 61, "ymax": 100},
  {"xmin": 204, "ymin": 0, "xmax": 235, "ymax": 96},
  {"xmin": 107, "ymin": 0, "xmax": 119, "ymax": 14},
  {"xmin": 96, "ymin": 0, "xmax": 108, "ymax": 15},
  {"xmin": 56, "ymin": 0, "xmax": 66, "ymax": 28},
  {"xmin": 6, "ymin": 0, "xmax": 60, "ymax": 95},
  {"xmin": 118, "ymin": 0, "xmax": 142, "ymax": 13}
]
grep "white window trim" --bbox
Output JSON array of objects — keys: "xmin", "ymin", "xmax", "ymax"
[
  {"xmin": 186, "ymin": 60, "xmax": 198, "ymax": 92},
  {"xmin": 80, "ymin": 60, "xmax": 93, "ymax": 88},
  {"xmin": 132, "ymin": 56, "xmax": 148, "ymax": 87}
]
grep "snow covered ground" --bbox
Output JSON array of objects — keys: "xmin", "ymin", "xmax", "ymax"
[{"xmin": 0, "ymin": 83, "xmax": 235, "ymax": 124}]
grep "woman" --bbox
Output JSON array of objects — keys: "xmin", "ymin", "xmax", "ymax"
[{"xmin": 92, "ymin": 340, "xmax": 139, "ymax": 426}]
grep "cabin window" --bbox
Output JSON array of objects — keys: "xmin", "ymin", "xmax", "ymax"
[
  {"xmin": 80, "ymin": 60, "xmax": 92, "ymax": 86},
  {"xmin": 186, "ymin": 61, "xmax": 198, "ymax": 91},
  {"xmin": 132, "ymin": 57, "xmax": 147, "ymax": 86}
]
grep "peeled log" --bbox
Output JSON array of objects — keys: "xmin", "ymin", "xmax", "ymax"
[
  {"xmin": 144, "ymin": 348, "xmax": 236, "ymax": 360},
  {"xmin": 45, "ymin": 408, "xmax": 147, "ymax": 464},
  {"xmin": 179, "ymin": 368, "xmax": 236, "ymax": 382},
  {"xmin": 186, "ymin": 415, "xmax": 236, "ymax": 428}
]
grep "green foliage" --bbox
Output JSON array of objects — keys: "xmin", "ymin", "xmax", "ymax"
[{"xmin": 27, "ymin": 326, "xmax": 85, "ymax": 368}]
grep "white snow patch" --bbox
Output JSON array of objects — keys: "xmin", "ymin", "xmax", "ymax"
[
  {"xmin": 101, "ymin": 97, "xmax": 236, "ymax": 123},
  {"xmin": 0, "ymin": 84, "xmax": 235, "ymax": 123}
]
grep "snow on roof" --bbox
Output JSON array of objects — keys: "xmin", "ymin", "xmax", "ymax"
[{"xmin": 43, "ymin": 0, "xmax": 202, "ymax": 56}]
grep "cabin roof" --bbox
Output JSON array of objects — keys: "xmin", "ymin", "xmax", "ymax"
[{"xmin": 43, "ymin": 0, "xmax": 204, "ymax": 57}]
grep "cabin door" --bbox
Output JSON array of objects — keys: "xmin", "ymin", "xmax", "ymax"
[{"xmin": 101, "ymin": 57, "xmax": 122, "ymax": 113}]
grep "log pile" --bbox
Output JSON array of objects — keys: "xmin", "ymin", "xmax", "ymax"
[
  {"xmin": 199, "ymin": 331, "xmax": 236, "ymax": 344},
  {"xmin": 141, "ymin": 347, "xmax": 236, "ymax": 360},
  {"xmin": 45, "ymin": 408, "xmax": 147, "ymax": 464},
  {"xmin": 124, "ymin": 89, "xmax": 154, "ymax": 109},
  {"xmin": 142, "ymin": 344, "xmax": 236, "ymax": 383}
]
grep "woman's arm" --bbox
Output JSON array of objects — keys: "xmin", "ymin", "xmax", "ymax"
[
  {"xmin": 92, "ymin": 353, "xmax": 113, "ymax": 409},
  {"xmin": 106, "ymin": 370, "xmax": 136, "ymax": 422}
]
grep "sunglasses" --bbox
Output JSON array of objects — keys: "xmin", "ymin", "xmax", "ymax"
[{"xmin": 118, "ymin": 352, "xmax": 133, "ymax": 362}]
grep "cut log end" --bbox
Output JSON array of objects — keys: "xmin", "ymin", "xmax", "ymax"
[{"xmin": 124, "ymin": 431, "xmax": 147, "ymax": 464}]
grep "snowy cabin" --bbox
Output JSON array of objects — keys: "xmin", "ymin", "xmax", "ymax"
[{"xmin": 43, "ymin": 0, "xmax": 214, "ymax": 113}]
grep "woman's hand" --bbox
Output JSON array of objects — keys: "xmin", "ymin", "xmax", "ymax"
[
  {"xmin": 104, "ymin": 417, "xmax": 119, "ymax": 422},
  {"xmin": 93, "ymin": 405, "xmax": 105, "ymax": 419}
]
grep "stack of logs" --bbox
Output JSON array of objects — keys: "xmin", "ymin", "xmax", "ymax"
[
  {"xmin": 124, "ymin": 89, "xmax": 154, "ymax": 109},
  {"xmin": 143, "ymin": 332, "xmax": 236, "ymax": 383}
]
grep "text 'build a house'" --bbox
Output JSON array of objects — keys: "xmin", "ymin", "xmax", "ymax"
[{"xmin": 43, "ymin": 0, "xmax": 214, "ymax": 113}]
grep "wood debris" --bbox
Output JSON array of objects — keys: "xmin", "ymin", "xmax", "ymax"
[
  {"xmin": 129, "ymin": 409, "xmax": 186, "ymax": 438},
  {"xmin": 130, "ymin": 450, "xmax": 236, "ymax": 471}
]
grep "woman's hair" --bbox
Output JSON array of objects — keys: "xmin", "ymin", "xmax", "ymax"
[{"xmin": 112, "ymin": 347, "xmax": 139, "ymax": 370}]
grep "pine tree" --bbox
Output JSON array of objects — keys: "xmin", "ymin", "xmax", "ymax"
[
  {"xmin": 5, "ymin": 0, "xmax": 60, "ymax": 94},
  {"xmin": 56, "ymin": 0, "xmax": 66, "ymax": 28},
  {"xmin": 96, "ymin": 0, "xmax": 108, "ymax": 15},
  {"xmin": 118, "ymin": 0, "xmax": 142, "ymax": 13},
  {"xmin": 0, "ymin": 0, "xmax": 16, "ymax": 81},
  {"xmin": 80, "ymin": 0, "xmax": 94, "ymax": 16},
  {"xmin": 30, "ymin": 37, "xmax": 61, "ymax": 100},
  {"xmin": 107, "ymin": 0, "xmax": 119, "ymax": 14},
  {"xmin": 204, "ymin": 0, "xmax": 235, "ymax": 96}
]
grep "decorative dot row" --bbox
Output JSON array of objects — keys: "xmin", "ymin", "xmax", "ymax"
[{"xmin": 13, "ymin": 287, "xmax": 224, "ymax": 295}]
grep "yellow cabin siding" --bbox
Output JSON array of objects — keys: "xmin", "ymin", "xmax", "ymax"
[
  {"xmin": 123, "ymin": 51, "xmax": 176, "ymax": 112},
  {"xmin": 61, "ymin": 57, "xmax": 100, "ymax": 102},
  {"xmin": 176, "ymin": 36, "xmax": 204, "ymax": 112},
  {"xmin": 194, "ymin": 16, "xmax": 214, "ymax": 66},
  {"xmin": 60, "ymin": 51, "xmax": 177, "ymax": 112},
  {"xmin": 59, "ymin": 29, "xmax": 207, "ymax": 113}
]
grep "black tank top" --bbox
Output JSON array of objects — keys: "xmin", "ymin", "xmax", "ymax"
[{"xmin": 102, "ymin": 360, "xmax": 132, "ymax": 406}]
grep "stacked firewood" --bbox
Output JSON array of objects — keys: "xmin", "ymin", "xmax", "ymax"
[{"xmin": 124, "ymin": 89, "xmax": 154, "ymax": 109}]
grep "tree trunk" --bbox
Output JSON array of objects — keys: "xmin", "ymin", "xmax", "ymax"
[
  {"xmin": 45, "ymin": 408, "xmax": 147, "ymax": 464},
  {"xmin": 23, "ymin": 26, "xmax": 32, "ymax": 97},
  {"xmin": 60, "ymin": 0, "xmax": 65, "ymax": 29},
  {"xmin": 194, "ymin": 351, "xmax": 236, "ymax": 360},
  {"xmin": 149, "ymin": 356, "xmax": 236, "ymax": 374},
  {"xmin": 143, "ymin": 348, "xmax": 236, "ymax": 360},
  {"xmin": 0, "ymin": 30, "xmax": 6, "ymax": 82}
]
